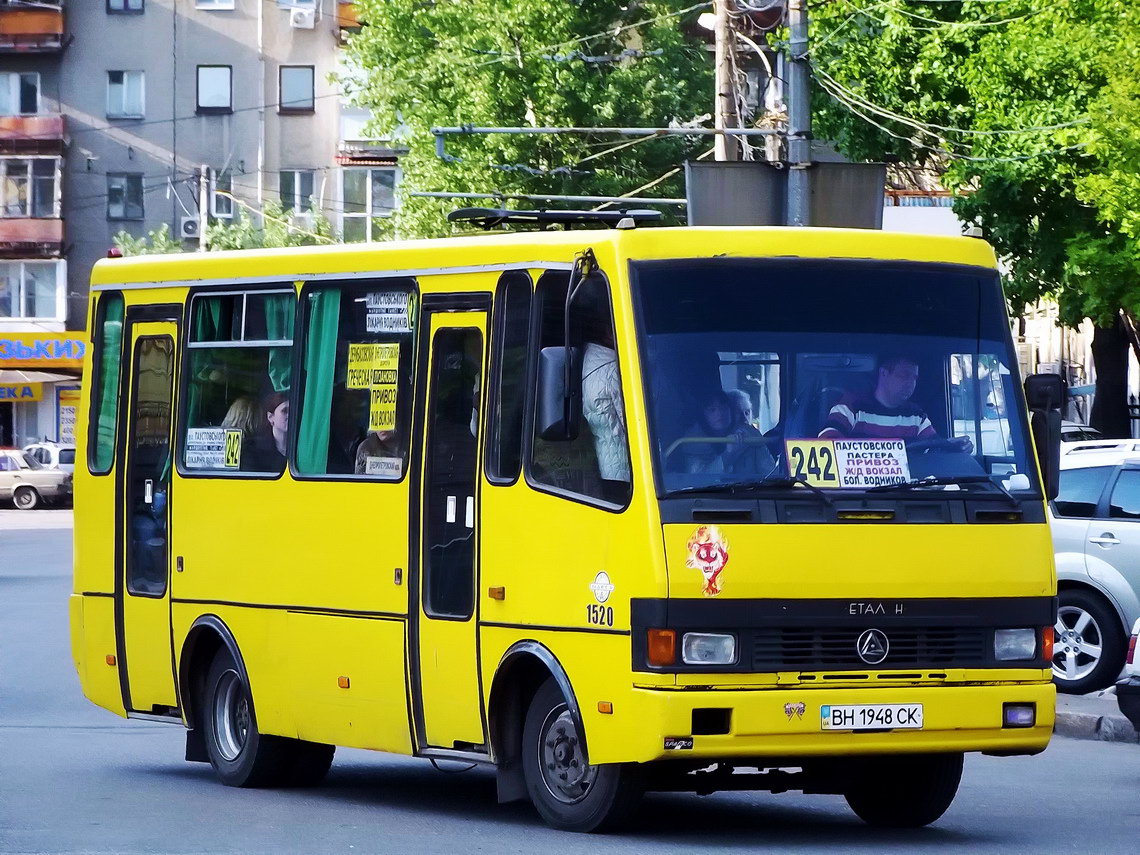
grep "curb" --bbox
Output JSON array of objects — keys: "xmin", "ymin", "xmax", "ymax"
[{"xmin": 1054, "ymin": 710, "xmax": 1140, "ymax": 744}]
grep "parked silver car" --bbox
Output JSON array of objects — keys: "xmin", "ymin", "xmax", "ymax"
[
  {"xmin": 1050, "ymin": 442, "xmax": 1140, "ymax": 693},
  {"xmin": 0, "ymin": 448, "xmax": 71, "ymax": 510}
]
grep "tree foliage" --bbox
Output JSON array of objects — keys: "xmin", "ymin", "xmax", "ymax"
[
  {"xmin": 345, "ymin": 0, "xmax": 713, "ymax": 237},
  {"xmin": 113, "ymin": 202, "xmax": 334, "ymax": 256},
  {"xmin": 810, "ymin": 0, "xmax": 1140, "ymax": 327}
]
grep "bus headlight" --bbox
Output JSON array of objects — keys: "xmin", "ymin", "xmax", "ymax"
[
  {"xmin": 994, "ymin": 628, "xmax": 1037, "ymax": 661},
  {"xmin": 681, "ymin": 632, "xmax": 737, "ymax": 665}
]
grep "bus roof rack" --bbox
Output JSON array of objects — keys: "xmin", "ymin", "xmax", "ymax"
[{"xmin": 446, "ymin": 207, "xmax": 663, "ymax": 231}]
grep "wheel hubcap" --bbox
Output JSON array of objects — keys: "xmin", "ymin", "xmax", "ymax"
[
  {"xmin": 1053, "ymin": 605, "xmax": 1104, "ymax": 683},
  {"xmin": 213, "ymin": 669, "xmax": 250, "ymax": 761},
  {"xmin": 538, "ymin": 707, "xmax": 596, "ymax": 804}
]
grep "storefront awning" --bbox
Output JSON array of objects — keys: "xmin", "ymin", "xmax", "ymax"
[{"xmin": 0, "ymin": 369, "xmax": 77, "ymax": 384}]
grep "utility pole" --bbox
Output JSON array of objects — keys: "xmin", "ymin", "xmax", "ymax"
[
  {"xmin": 786, "ymin": 0, "xmax": 811, "ymax": 225},
  {"xmin": 714, "ymin": 0, "xmax": 740, "ymax": 161},
  {"xmin": 198, "ymin": 164, "xmax": 209, "ymax": 252}
]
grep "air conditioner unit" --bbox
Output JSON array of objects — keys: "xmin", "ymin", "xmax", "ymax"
[
  {"xmin": 179, "ymin": 216, "xmax": 201, "ymax": 240},
  {"xmin": 290, "ymin": 7, "xmax": 316, "ymax": 28}
]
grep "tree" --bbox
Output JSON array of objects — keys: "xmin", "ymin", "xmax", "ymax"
[
  {"xmin": 810, "ymin": 0, "xmax": 1140, "ymax": 434},
  {"xmin": 114, "ymin": 201, "xmax": 334, "ymax": 256},
  {"xmin": 344, "ymin": 0, "xmax": 713, "ymax": 238}
]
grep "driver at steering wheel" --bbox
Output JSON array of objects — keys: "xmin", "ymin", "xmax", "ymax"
[{"xmin": 818, "ymin": 355, "xmax": 973, "ymax": 453}]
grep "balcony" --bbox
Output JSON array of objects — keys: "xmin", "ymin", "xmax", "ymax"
[
  {"xmin": 336, "ymin": 1, "xmax": 359, "ymax": 41},
  {"xmin": 0, "ymin": 114, "xmax": 64, "ymax": 154},
  {"xmin": 0, "ymin": 218, "xmax": 63, "ymax": 257},
  {"xmin": 0, "ymin": 3, "xmax": 65, "ymax": 53}
]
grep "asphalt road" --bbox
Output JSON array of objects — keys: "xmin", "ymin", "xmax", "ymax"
[{"xmin": 2, "ymin": 511, "xmax": 1138, "ymax": 855}]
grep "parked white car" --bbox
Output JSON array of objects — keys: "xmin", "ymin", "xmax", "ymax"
[
  {"xmin": 23, "ymin": 442, "xmax": 76, "ymax": 473},
  {"xmin": 0, "ymin": 448, "xmax": 71, "ymax": 510},
  {"xmin": 1050, "ymin": 442, "xmax": 1140, "ymax": 693}
]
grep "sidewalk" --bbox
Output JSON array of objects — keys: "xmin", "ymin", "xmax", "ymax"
[{"xmin": 1055, "ymin": 687, "xmax": 1139, "ymax": 744}]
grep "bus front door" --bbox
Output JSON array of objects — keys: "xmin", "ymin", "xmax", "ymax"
[
  {"xmin": 117, "ymin": 320, "xmax": 178, "ymax": 715},
  {"xmin": 414, "ymin": 310, "xmax": 487, "ymax": 750}
]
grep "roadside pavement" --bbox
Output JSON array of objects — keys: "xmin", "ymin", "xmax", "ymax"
[{"xmin": 1055, "ymin": 686, "xmax": 1139, "ymax": 744}]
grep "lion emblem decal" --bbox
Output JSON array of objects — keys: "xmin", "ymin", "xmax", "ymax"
[{"xmin": 686, "ymin": 525, "xmax": 730, "ymax": 597}]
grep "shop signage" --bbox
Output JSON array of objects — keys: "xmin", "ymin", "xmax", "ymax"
[
  {"xmin": 0, "ymin": 382, "xmax": 42, "ymax": 402},
  {"xmin": 0, "ymin": 333, "xmax": 86, "ymax": 369}
]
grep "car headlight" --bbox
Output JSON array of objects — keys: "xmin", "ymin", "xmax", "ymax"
[
  {"xmin": 994, "ymin": 628, "xmax": 1037, "ymax": 661},
  {"xmin": 681, "ymin": 632, "xmax": 737, "ymax": 665}
]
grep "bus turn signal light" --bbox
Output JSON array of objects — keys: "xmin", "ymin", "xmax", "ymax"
[
  {"xmin": 647, "ymin": 629, "xmax": 677, "ymax": 666},
  {"xmin": 338, "ymin": 676, "xmax": 350, "ymax": 689},
  {"xmin": 1042, "ymin": 626, "xmax": 1055, "ymax": 662},
  {"xmin": 105, "ymin": 654, "xmax": 116, "ymax": 666},
  {"xmin": 597, "ymin": 702, "xmax": 613, "ymax": 715}
]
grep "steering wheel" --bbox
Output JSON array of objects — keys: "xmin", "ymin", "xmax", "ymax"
[{"xmin": 907, "ymin": 437, "xmax": 969, "ymax": 454}]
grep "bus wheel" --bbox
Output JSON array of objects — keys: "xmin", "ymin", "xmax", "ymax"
[
  {"xmin": 13, "ymin": 486, "xmax": 40, "ymax": 510},
  {"xmin": 521, "ymin": 679, "xmax": 642, "ymax": 832},
  {"xmin": 200, "ymin": 649, "xmax": 295, "ymax": 788},
  {"xmin": 843, "ymin": 753, "xmax": 963, "ymax": 828}
]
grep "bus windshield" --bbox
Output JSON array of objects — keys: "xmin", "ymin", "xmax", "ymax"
[{"xmin": 631, "ymin": 258, "xmax": 1039, "ymax": 498}]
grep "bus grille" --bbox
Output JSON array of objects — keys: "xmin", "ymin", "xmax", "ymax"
[{"xmin": 750, "ymin": 627, "xmax": 990, "ymax": 671}]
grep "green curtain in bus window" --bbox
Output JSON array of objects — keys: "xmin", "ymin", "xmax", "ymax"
[
  {"xmin": 186, "ymin": 296, "xmax": 224, "ymax": 428},
  {"xmin": 92, "ymin": 294, "xmax": 124, "ymax": 472},
  {"xmin": 296, "ymin": 289, "xmax": 341, "ymax": 473},
  {"xmin": 265, "ymin": 293, "xmax": 295, "ymax": 393}
]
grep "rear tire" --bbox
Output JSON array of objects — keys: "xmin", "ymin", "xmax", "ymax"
[
  {"xmin": 199, "ymin": 648, "xmax": 334, "ymax": 788},
  {"xmin": 843, "ymin": 753, "xmax": 963, "ymax": 828},
  {"xmin": 521, "ymin": 679, "xmax": 642, "ymax": 832},
  {"xmin": 13, "ymin": 486, "xmax": 39, "ymax": 510}
]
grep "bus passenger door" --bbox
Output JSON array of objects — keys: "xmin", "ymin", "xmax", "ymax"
[
  {"xmin": 414, "ymin": 308, "xmax": 488, "ymax": 750},
  {"xmin": 117, "ymin": 319, "xmax": 178, "ymax": 715}
]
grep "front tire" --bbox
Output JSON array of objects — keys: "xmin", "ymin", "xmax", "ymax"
[
  {"xmin": 1053, "ymin": 589, "xmax": 1126, "ymax": 694},
  {"xmin": 843, "ymin": 753, "xmax": 963, "ymax": 828},
  {"xmin": 521, "ymin": 679, "xmax": 642, "ymax": 832},
  {"xmin": 200, "ymin": 649, "xmax": 334, "ymax": 788},
  {"xmin": 13, "ymin": 486, "xmax": 39, "ymax": 510}
]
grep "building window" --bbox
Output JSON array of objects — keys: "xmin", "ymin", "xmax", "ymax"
[
  {"xmin": 279, "ymin": 65, "xmax": 315, "ymax": 113},
  {"xmin": 0, "ymin": 73, "xmax": 39, "ymax": 117},
  {"xmin": 210, "ymin": 170, "xmax": 233, "ymax": 218},
  {"xmin": 107, "ymin": 173, "xmax": 144, "ymax": 220},
  {"xmin": 341, "ymin": 168, "xmax": 397, "ymax": 242},
  {"xmin": 0, "ymin": 158, "xmax": 59, "ymax": 218},
  {"xmin": 107, "ymin": 0, "xmax": 144, "ymax": 11},
  {"xmin": 196, "ymin": 0, "xmax": 236, "ymax": 8},
  {"xmin": 0, "ymin": 261, "xmax": 62, "ymax": 321},
  {"xmin": 107, "ymin": 71, "xmax": 145, "ymax": 119},
  {"xmin": 279, "ymin": 170, "xmax": 314, "ymax": 213},
  {"xmin": 196, "ymin": 66, "xmax": 232, "ymax": 113}
]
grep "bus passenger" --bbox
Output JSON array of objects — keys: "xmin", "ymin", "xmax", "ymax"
[
  {"xmin": 247, "ymin": 391, "xmax": 289, "ymax": 471},
  {"xmin": 819, "ymin": 355, "xmax": 972, "ymax": 452},
  {"xmin": 680, "ymin": 389, "xmax": 775, "ymax": 474},
  {"xmin": 728, "ymin": 388, "xmax": 754, "ymax": 428},
  {"xmin": 582, "ymin": 340, "xmax": 630, "ymax": 483},
  {"xmin": 354, "ymin": 430, "xmax": 401, "ymax": 476},
  {"xmin": 220, "ymin": 396, "xmax": 259, "ymax": 438}
]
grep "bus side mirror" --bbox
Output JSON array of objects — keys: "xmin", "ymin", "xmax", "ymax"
[
  {"xmin": 1024, "ymin": 373, "xmax": 1064, "ymax": 500},
  {"xmin": 536, "ymin": 346, "xmax": 581, "ymax": 441}
]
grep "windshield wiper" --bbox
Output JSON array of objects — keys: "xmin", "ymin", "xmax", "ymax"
[
  {"xmin": 866, "ymin": 474, "xmax": 1019, "ymax": 506},
  {"xmin": 665, "ymin": 476, "xmax": 834, "ymax": 507}
]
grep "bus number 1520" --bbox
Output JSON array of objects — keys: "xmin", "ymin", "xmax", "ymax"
[{"xmin": 586, "ymin": 604, "xmax": 614, "ymax": 627}]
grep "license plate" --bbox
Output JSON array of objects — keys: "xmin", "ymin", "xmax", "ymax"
[{"xmin": 821, "ymin": 703, "xmax": 924, "ymax": 731}]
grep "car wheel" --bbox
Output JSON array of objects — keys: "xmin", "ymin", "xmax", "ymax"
[
  {"xmin": 843, "ymin": 753, "xmax": 963, "ymax": 828},
  {"xmin": 521, "ymin": 679, "xmax": 642, "ymax": 832},
  {"xmin": 200, "ymin": 648, "xmax": 334, "ymax": 788},
  {"xmin": 13, "ymin": 486, "xmax": 40, "ymax": 510},
  {"xmin": 1053, "ymin": 589, "xmax": 1126, "ymax": 694}
]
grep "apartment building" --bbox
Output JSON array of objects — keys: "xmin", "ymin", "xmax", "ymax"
[{"xmin": 0, "ymin": 0, "xmax": 400, "ymax": 448}]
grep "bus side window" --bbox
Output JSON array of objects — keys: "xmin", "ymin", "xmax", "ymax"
[
  {"xmin": 486, "ymin": 271, "xmax": 531, "ymax": 484},
  {"xmin": 88, "ymin": 291, "xmax": 124, "ymax": 475},
  {"xmin": 293, "ymin": 280, "xmax": 416, "ymax": 480},
  {"xmin": 180, "ymin": 290, "xmax": 295, "ymax": 476},
  {"xmin": 529, "ymin": 269, "xmax": 632, "ymax": 507}
]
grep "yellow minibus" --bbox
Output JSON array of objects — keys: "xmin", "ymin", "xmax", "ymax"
[{"xmin": 71, "ymin": 221, "xmax": 1062, "ymax": 832}]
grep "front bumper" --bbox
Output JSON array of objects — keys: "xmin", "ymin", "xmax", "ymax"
[
  {"xmin": 613, "ymin": 682, "xmax": 1054, "ymax": 763},
  {"xmin": 1116, "ymin": 676, "xmax": 1140, "ymax": 730}
]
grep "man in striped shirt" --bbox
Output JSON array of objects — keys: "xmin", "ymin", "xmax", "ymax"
[{"xmin": 818, "ymin": 356, "xmax": 973, "ymax": 451}]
